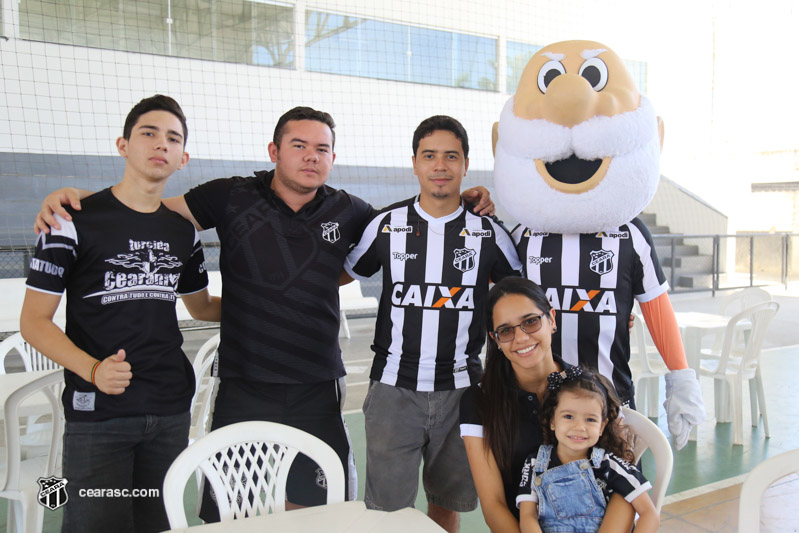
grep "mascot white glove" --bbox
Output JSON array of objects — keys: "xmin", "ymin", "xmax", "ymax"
[{"xmin": 663, "ymin": 368, "xmax": 706, "ymax": 450}]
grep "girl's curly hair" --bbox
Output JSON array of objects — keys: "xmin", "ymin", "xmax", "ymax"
[{"xmin": 540, "ymin": 365, "xmax": 634, "ymax": 462}]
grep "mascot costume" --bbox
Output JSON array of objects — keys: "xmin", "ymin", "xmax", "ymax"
[{"xmin": 493, "ymin": 40, "xmax": 704, "ymax": 449}]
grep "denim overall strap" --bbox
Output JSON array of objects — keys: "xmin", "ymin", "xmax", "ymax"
[
  {"xmin": 534, "ymin": 449, "xmax": 608, "ymax": 533},
  {"xmin": 534, "ymin": 444, "xmax": 553, "ymax": 474}
]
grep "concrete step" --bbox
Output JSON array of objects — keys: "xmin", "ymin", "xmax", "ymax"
[
  {"xmin": 639, "ymin": 212, "xmax": 657, "ymax": 226},
  {"xmin": 676, "ymin": 273, "xmax": 714, "ymax": 290},
  {"xmin": 647, "ymin": 225, "xmax": 671, "ymax": 235},
  {"xmin": 655, "ymin": 243, "xmax": 701, "ymax": 257},
  {"xmin": 661, "ymin": 254, "xmax": 713, "ymax": 269}
]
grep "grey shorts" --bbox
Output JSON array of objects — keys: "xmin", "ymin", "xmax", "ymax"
[{"xmin": 363, "ymin": 380, "xmax": 477, "ymax": 512}]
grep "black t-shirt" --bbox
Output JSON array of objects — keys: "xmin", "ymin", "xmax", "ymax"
[
  {"xmin": 459, "ymin": 356, "xmax": 569, "ymax": 519},
  {"xmin": 184, "ymin": 170, "xmax": 376, "ymax": 383},
  {"xmin": 345, "ymin": 196, "xmax": 521, "ymax": 391},
  {"xmin": 26, "ymin": 188, "xmax": 208, "ymax": 421}
]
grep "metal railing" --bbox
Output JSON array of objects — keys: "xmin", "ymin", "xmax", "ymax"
[
  {"xmin": 652, "ymin": 233, "xmax": 797, "ymax": 295},
  {"xmin": 3, "ymin": 233, "xmax": 797, "ymax": 297}
]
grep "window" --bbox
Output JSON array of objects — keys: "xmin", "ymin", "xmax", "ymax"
[
  {"xmin": 21, "ymin": 0, "xmax": 168, "ymax": 55},
  {"xmin": 624, "ymin": 59, "xmax": 648, "ymax": 94},
  {"xmin": 506, "ymin": 41, "xmax": 541, "ymax": 94},
  {"xmin": 171, "ymin": 0, "xmax": 293, "ymax": 67},
  {"xmin": 305, "ymin": 11, "xmax": 497, "ymax": 91},
  {"xmin": 19, "ymin": 0, "xmax": 294, "ymax": 68}
]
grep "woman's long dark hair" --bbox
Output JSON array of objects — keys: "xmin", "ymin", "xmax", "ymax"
[
  {"xmin": 540, "ymin": 366, "xmax": 634, "ymax": 461},
  {"xmin": 476, "ymin": 277, "xmax": 553, "ymax": 477}
]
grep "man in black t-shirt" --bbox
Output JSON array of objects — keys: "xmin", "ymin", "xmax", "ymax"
[{"xmin": 21, "ymin": 95, "xmax": 221, "ymax": 533}]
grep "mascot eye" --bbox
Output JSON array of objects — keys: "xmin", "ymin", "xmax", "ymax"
[
  {"xmin": 537, "ymin": 60, "xmax": 566, "ymax": 93},
  {"xmin": 578, "ymin": 57, "xmax": 608, "ymax": 91}
]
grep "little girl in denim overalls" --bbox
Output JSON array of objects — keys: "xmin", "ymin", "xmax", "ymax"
[{"xmin": 516, "ymin": 366, "xmax": 661, "ymax": 533}]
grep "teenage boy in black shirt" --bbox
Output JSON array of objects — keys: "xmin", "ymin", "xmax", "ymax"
[{"xmin": 21, "ymin": 95, "xmax": 220, "ymax": 533}]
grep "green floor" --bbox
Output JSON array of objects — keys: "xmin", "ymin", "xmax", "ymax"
[{"xmin": 3, "ymin": 345, "xmax": 797, "ymax": 532}]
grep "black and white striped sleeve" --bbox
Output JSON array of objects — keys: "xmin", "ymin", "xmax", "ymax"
[
  {"xmin": 629, "ymin": 218, "xmax": 668, "ymax": 303},
  {"xmin": 488, "ymin": 217, "xmax": 523, "ymax": 281},
  {"xmin": 599, "ymin": 451, "xmax": 653, "ymax": 502},
  {"xmin": 344, "ymin": 213, "xmax": 385, "ymax": 280},
  {"xmin": 25, "ymin": 214, "xmax": 78, "ymax": 295},
  {"xmin": 516, "ymin": 455, "xmax": 539, "ymax": 507}
]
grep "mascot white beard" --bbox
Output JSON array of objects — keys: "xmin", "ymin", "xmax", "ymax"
[{"xmin": 494, "ymin": 94, "xmax": 661, "ymax": 233}]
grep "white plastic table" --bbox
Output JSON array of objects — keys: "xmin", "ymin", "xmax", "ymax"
[{"xmin": 162, "ymin": 501, "xmax": 446, "ymax": 533}]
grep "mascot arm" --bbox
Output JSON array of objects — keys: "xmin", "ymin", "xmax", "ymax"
[
  {"xmin": 638, "ymin": 293, "xmax": 687, "ymax": 370},
  {"xmin": 640, "ymin": 293, "xmax": 705, "ymax": 449}
]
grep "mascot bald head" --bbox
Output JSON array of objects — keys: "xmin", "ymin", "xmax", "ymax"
[{"xmin": 494, "ymin": 40, "xmax": 663, "ymax": 233}]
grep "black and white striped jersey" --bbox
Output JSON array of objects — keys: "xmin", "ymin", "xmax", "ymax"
[
  {"xmin": 512, "ymin": 218, "xmax": 668, "ymax": 403},
  {"xmin": 345, "ymin": 197, "xmax": 522, "ymax": 392}
]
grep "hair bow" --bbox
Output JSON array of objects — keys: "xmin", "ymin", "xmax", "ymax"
[{"xmin": 546, "ymin": 366, "xmax": 583, "ymax": 391}]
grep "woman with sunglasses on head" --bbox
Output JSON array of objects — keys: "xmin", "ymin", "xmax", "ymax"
[{"xmin": 459, "ymin": 277, "xmax": 635, "ymax": 532}]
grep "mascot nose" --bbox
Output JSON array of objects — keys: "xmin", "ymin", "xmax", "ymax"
[{"xmin": 543, "ymin": 73, "xmax": 597, "ymax": 128}]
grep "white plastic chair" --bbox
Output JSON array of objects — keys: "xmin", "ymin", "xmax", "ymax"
[
  {"xmin": 162, "ymin": 421, "xmax": 345, "ymax": 529},
  {"xmin": 0, "ymin": 334, "xmax": 62, "ymax": 454},
  {"xmin": 621, "ymin": 406, "xmax": 674, "ymax": 515},
  {"xmin": 738, "ymin": 448, "xmax": 799, "ymax": 532},
  {"xmin": 0, "ymin": 370, "xmax": 64, "ymax": 533},
  {"xmin": 339, "ymin": 280, "xmax": 378, "ymax": 339},
  {"xmin": 0, "ymin": 333, "xmax": 62, "ymax": 374},
  {"xmin": 188, "ymin": 333, "xmax": 221, "ymax": 507},
  {"xmin": 698, "ymin": 301, "xmax": 779, "ymax": 446},
  {"xmin": 189, "ymin": 333, "xmax": 220, "ymax": 443},
  {"xmin": 719, "ymin": 287, "xmax": 772, "ymax": 317},
  {"xmin": 628, "ymin": 312, "xmax": 669, "ymax": 417},
  {"xmin": 704, "ymin": 289, "xmax": 772, "ymax": 421}
]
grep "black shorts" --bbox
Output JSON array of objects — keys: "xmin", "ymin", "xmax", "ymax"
[{"xmin": 199, "ymin": 379, "xmax": 352, "ymax": 521}]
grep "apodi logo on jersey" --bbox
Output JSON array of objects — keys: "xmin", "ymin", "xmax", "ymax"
[
  {"xmin": 381, "ymin": 224, "xmax": 413, "ymax": 234},
  {"xmin": 458, "ymin": 228, "xmax": 492, "ymax": 238}
]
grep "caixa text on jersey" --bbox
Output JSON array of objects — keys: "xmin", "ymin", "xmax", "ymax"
[
  {"xmin": 546, "ymin": 288, "xmax": 617, "ymax": 313},
  {"xmin": 391, "ymin": 283, "xmax": 475, "ymax": 310}
]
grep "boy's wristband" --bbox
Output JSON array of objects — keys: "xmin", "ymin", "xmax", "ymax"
[{"xmin": 90, "ymin": 360, "xmax": 101, "ymax": 386}]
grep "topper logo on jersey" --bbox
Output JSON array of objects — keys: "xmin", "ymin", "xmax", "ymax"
[
  {"xmin": 321, "ymin": 222, "xmax": 340, "ymax": 243},
  {"xmin": 453, "ymin": 248, "xmax": 476, "ymax": 272},
  {"xmin": 392, "ymin": 283, "xmax": 475, "ymax": 309},
  {"xmin": 392, "ymin": 252, "xmax": 418, "ymax": 261},
  {"xmin": 523, "ymin": 229, "xmax": 549, "ymax": 237},
  {"xmin": 382, "ymin": 224, "xmax": 413, "ymax": 233},
  {"xmin": 528, "ymin": 256, "xmax": 553, "ymax": 265},
  {"xmin": 459, "ymin": 228, "xmax": 492, "ymax": 238},
  {"xmin": 589, "ymin": 249, "xmax": 615, "ymax": 275},
  {"xmin": 595, "ymin": 231, "xmax": 630, "ymax": 239},
  {"xmin": 545, "ymin": 287, "xmax": 617, "ymax": 314}
]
